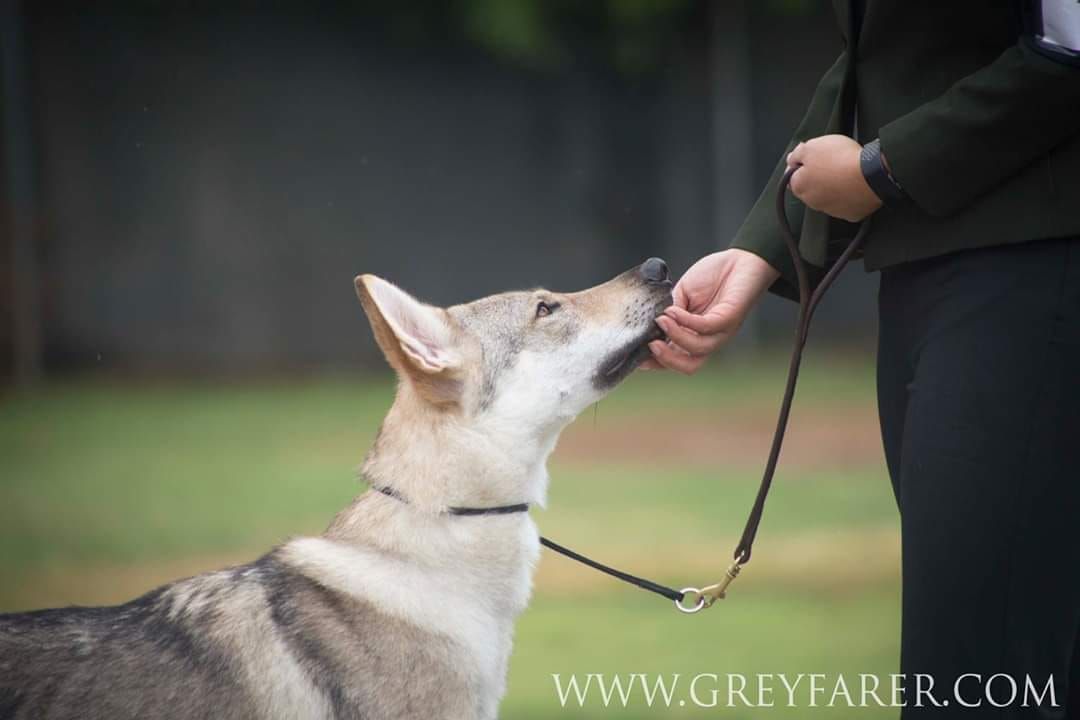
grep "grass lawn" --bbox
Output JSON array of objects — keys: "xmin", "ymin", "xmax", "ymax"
[{"xmin": 0, "ymin": 353, "xmax": 901, "ymax": 718}]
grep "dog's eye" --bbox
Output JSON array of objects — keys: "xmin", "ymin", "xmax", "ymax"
[{"xmin": 535, "ymin": 301, "xmax": 559, "ymax": 318}]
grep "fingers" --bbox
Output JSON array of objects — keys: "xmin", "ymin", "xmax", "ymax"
[
  {"xmin": 787, "ymin": 142, "xmax": 810, "ymax": 200},
  {"xmin": 656, "ymin": 315, "xmax": 722, "ymax": 356},
  {"xmin": 663, "ymin": 305, "xmax": 736, "ymax": 337},
  {"xmin": 789, "ymin": 166, "xmax": 808, "ymax": 199},
  {"xmin": 648, "ymin": 339, "xmax": 705, "ymax": 375},
  {"xmin": 649, "ymin": 309, "xmax": 732, "ymax": 375},
  {"xmin": 786, "ymin": 141, "xmax": 806, "ymax": 169}
]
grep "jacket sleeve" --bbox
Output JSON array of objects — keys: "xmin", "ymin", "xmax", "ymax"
[
  {"xmin": 729, "ymin": 52, "xmax": 848, "ymax": 301},
  {"xmin": 879, "ymin": 6, "xmax": 1080, "ymax": 218}
]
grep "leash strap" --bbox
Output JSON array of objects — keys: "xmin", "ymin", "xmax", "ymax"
[
  {"xmin": 732, "ymin": 166, "xmax": 872, "ymax": 566},
  {"xmin": 539, "ymin": 536, "xmax": 685, "ymax": 603},
  {"xmin": 539, "ymin": 165, "xmax": 871, "ymax": 614}
]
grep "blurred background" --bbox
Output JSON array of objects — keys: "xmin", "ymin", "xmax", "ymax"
[{"xmin": 1, "ymin": 1, "xmax": 897, "ymax": 717}]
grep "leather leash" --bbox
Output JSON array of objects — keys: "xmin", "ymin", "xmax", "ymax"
[{"xmin": 540, "ymin": 165, "xmax": 873, "ymax": 613}]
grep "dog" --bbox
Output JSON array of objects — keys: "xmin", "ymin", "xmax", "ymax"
[{"xmin": 0, "ymin": 258, "xmax": 673, "ymax": 720}]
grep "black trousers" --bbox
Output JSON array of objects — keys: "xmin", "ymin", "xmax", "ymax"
[{"xmin": 878, "ymin": 236, "xmax": 1080, "ymax": 718}]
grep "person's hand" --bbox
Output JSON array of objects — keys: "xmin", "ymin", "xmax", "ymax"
[
  {"xmin": 644, "ymin": 249, "xmax": 780, "ymax": 374},
  {"xmin": 787, "ymin": 135, "xmax": 882, "ymax": 222}
]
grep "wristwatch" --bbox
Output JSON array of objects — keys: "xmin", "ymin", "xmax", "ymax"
[{"xmin": 860, "ymin": 139, "xmax": 910, "ymax": 207}]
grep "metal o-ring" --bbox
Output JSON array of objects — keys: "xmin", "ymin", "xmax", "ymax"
[{"xmin": 675, "ymin": 587, "xmax": 706, "ymax": 614}]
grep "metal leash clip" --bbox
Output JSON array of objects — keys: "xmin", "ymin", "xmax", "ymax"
[{"xmin": 675, "ymin": 562, "xmax": 743, "ymax": 614}]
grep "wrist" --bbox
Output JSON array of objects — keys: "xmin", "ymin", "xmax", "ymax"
[
  {"xmin": 730, "ymin": 248, "xmax": 781, "ymax": 283},
  {"xmin": 860, "ymin": 139, "xmax": 910, "ymax": 208}
]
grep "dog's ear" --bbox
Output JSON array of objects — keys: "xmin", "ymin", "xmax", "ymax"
[{"xmin": 354, "ymin": 275, "xmax": 462, "ymax": 405}]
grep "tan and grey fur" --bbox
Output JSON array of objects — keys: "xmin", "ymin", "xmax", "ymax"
[{"xmin": 0, "ymin": 260, "xmax": 672, "ymax": 720}]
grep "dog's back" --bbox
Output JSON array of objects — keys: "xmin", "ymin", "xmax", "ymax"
[
  {"xmin": 1, "ymin": 567, "xmax": 264, "ymax": 719},
  {"xmin": 0, "ymin": 551, "xmax": 472, "ymax": 720}
]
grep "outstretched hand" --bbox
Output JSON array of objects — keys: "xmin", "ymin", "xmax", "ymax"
[{"xmin": 643, "ymin": 249, "xmax": 779, "ymax": 374}]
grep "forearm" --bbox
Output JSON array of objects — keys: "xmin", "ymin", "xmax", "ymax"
[{"xmin": 879, "ymin": 34, "xmax": 1080, "ymax": 217}]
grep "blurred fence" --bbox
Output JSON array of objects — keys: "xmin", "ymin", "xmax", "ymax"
[{"xmin": 0, "ymin": 0, "xmax": 877, "ymax": 382}]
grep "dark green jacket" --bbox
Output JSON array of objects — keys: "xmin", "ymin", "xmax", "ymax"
[{"xmin": 732, "ymin": 0, "xmax": 1080, "ymax": 300}]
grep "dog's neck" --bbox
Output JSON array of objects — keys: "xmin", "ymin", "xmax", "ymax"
[
  {"xmin": 357, "ymin": 387, "xmax": 561, "ymax": 515},
  {"xmin": 314, "ymin": 387, "xmax": 548, "ymax": 627},
  {"xmin": 322, "ymin": 384, "xmax": 570, "ymax": 558}
]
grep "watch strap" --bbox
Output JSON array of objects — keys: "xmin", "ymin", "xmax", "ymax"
[{"xmin": 860, "ymin": 139, "xmax": 910, "ymax": 207}]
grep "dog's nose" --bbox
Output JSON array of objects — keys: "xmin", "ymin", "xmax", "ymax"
[{"xmin": 639, "ymin": 257, "xmax": 670, "ymax": 285}]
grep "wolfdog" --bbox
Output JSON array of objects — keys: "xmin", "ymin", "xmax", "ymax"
[{"xmin": 0, "ymin": 258, "xmax": 672, "ymax": 719}]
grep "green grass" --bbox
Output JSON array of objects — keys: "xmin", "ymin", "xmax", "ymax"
[
  {"xmin": 509, "ymin": 590, "xmax": 899, "ymax": 719},
  {"xmin": 0, "ymin": 354, "xmax": 899, "ymax": 718},
  {"xmin": 0, "ymin": 377, "xmax": 390, "ymax": 574}
]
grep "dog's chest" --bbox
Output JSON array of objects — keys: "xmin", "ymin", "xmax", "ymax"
[{"xmin": 279, "ymin": 525, "xmax": 539, "ymax": 719}]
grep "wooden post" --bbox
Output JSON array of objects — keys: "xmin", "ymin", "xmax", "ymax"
[
  {"xmin": 709, "ymin": 0, "xmax": 761, "ymax": 349},
  {"xmin": 1, "ymin": 0, "xmax": 42, "ymax": 384}
]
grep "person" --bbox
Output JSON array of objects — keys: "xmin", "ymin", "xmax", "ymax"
[{"xmin": 647, "ymin": 2, "xmax": 1080, "ymax": 717}]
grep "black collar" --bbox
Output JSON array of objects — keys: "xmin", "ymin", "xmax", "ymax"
[{"xmin": 373, "ymin": 485, "xmax": 530, "ymax": 516}]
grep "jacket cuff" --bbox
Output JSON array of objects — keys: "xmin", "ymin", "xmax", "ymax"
[
  {"xmin": 877, "ymin": 123, "xmax": 954, "ymax": 217},
  {"xmin": 729, "ymin": 232, "xmax": 801, "ymax": 303}
]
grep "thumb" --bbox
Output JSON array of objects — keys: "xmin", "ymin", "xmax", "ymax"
[{"xmin": 671, "ymin": 281, "xmax": 690, "ymax": 311}]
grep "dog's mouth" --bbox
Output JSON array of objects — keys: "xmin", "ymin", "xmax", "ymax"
[{"xmin": 593, "ymin": 302, "xmax": 671, "ymax": 390}]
